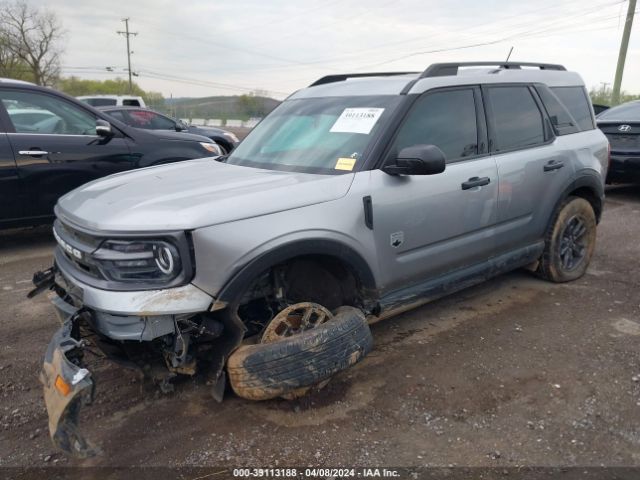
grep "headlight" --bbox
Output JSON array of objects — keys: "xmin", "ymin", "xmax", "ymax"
[
  {"xmin": 93, "ymin": 239, "xmax": 182, "ymax": 283},
  {"xmin": 223, "ymin": 132, "xmax": 239, "ymax": 143},
  {"xmin": 200, "ymin": 142, "xmax": 223, "ymax": 155}
]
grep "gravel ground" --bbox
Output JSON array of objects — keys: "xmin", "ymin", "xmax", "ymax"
[{"xmin": 0, "ymin": 185, "xmax": 638, "ymax": 470}]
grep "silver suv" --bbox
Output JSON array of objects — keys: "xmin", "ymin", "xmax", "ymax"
[{"xmin": 32, "ymin": 61, "xmax": 609, "ymax": 456}]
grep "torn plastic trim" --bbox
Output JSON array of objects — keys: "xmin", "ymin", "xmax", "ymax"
[{"xmin": 41, "ymin": 313, "xmax": 98, "ymax": 458}]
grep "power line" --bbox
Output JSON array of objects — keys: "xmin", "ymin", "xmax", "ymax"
[{"xmin": 355, "ymin": 0, "xmax": 627, "ymax": 69}]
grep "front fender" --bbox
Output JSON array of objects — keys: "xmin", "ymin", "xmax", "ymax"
[{"xmin": 215, "ymin": 237, "xmax": 378, "ymax": 305}]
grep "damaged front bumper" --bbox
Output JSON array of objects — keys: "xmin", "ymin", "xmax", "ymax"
[
  {"xmin": 33, "ymin": 264, "xmax": 245, "ymax": 457},
  {"xmin": 41, "ymin": 312, "xmax": 97, "ymax": 457}
]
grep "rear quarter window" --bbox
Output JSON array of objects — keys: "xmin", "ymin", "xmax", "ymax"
[
  {"xmin": 535, "ymin": 85, "xmax": 580, "ymax": 136},
  {"xmin": 550, "ymin": 86, "xmax": 594, "ymax": 131}
]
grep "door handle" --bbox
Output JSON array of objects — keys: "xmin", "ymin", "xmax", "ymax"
[
  {"xmin": 18, "ymin": 150, "xmax": 49, "ymax": 156},
  {"xmin": 461, "ymin": 176, "xmax": 490, "ymax": 190},
  {"xmin": 544, "ymin": 160, "xmax": 564, "ymax": 172}
]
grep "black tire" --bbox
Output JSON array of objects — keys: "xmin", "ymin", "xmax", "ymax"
[
  {"xmin": 227, "ymin": 307, "xmax": 373, "ymax": 401},
  {"xmin": 537, "ymin": 196, "xmax": 597, "ymax": 283}
]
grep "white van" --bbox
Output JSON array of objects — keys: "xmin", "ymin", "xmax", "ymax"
[{"xmin": 77, "ymin": 95, "xmax": 146, "ymax": 108}]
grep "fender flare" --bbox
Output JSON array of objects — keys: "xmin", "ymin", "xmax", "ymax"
[
  {"xmin": 215, "ymin": 238, "xmax": 379, "ymax": 306},
  {"xmin": 548, "ymin": 171, "xmax": 605, "ymax": 227}
]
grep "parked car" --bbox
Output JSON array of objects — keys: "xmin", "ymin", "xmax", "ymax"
[
  {"xmin": 596, "ymin": 100, "xmax": 640, "ymax": 183},
  {"xmin": 32, "ymin": 61, "xmax": 608, "ymax": 457},
  {"xmin": 77, "ymin": 95, "xmax": 146, "ymax": 107},
  {"xmin": 98, "ymin": 106, "xmax": 240, "ymax": 153},
  {"xmin": 0, "ymin": 78, "xmax": 223, "ymax": 228}
]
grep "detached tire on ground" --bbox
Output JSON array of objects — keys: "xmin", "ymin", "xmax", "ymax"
[
  {"xmin": 537, "ymin": 196, "xmax": 597, "ymax": 283},
  {"xmin": 227, "ymin": 306, "xmax": 373, "ymax": 401}
]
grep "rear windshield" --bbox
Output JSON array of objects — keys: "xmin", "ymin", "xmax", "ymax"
[
  {"xmin": 82, "ymin": 98, "xmax": 117, "ymax": 106},
  {"xmin": 226, "ymin": 95, "xmax": 403, "ymax": 174},
  {"xmin": 550, "ymin": 87, "xmax": 594, "ymax": 131},
  {"xmin": 597, "ymin": 101, "xmax": 640, "ymax": 122}
]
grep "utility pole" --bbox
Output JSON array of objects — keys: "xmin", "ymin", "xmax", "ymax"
[
  {"xmin": 612, "ymin": 0, "xmax": 636, "ymax": 105},
  {"xmin": 117, "ymin": 18, "xmax": 138, "ymax": 93}
]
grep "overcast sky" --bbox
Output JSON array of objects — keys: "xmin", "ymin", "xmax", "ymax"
[{"xmin": 29, "ymin": 0, "xmax": 639, "ymax": 99}]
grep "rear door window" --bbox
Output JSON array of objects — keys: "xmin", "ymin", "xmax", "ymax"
[
  {"xmin": 486, "ymin": 86, "xmax": 545, "ymax": 152},
  {"xmin": 550, "ymin": 86, "xmax": 594, "ymax": 131}
]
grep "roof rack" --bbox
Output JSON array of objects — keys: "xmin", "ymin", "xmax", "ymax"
[
  {"xmin": 420, "ymin": 61, "xmax": 566, "ymax": 78},
  {"xmin": 309, "ymin": 72, "xmax": 419, "ymax": 87}
]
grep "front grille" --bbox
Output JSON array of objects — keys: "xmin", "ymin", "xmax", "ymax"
[
  {"xmin": 56, "ymin": 220, "xmax": 102, "ymax": 249},
  {"xmin": 54, "ymin": 220, "xmax": 103, "ymax": 279}
]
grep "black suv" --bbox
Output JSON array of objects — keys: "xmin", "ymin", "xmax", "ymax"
[
  {"xmin": 0, "ymin": 78, "xmax": 222, "ymax": 229},
  {"xmin": 97, "ymin": 106, "xmax": 240, "ymax": 153}
]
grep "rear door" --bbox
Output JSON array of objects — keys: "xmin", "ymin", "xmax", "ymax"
[
  {"xmin": 0, "ymin": 87, "xmax": 133, "ymax": 220},
  {"xmin": 371, "ymin": 86, "xmax": 499, "ymax": 292},
  {"xmin": 484, "ymin": 84, "xmax": 575, "ymax": 251}
]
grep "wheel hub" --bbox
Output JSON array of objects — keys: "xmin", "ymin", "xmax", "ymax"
[
  {"xmin": 261, "ymin": 302, "xmax": 333, "ymax": 344},
  {"xmin": 559, "ymin": 215, "xmax": 588, "ymax": 271}
]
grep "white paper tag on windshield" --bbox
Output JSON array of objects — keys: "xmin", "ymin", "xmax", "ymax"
[{"xmin": 330, "ymin": 108, "xmax": 385, "ymax": 135}]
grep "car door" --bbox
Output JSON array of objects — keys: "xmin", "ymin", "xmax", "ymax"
[
  {"xmin": 370, "ymin": 86, "xmax": 499, "ymax": 294},
  {"xmin": 0, "ymin": 109, "xmax": 22, "ymax": 223},
  {"xmin": 0, "ymin": 87, "xmax": 133, "ymax": 220},
  {"xmin": 483, "ymin": 85, "xmax": 575, "ymax": 252}
]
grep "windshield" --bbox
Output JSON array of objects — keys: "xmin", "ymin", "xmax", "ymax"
[
  {"xmin": 597, "ymin": 101, "xmax": 640, "ymax": 121},
  {"xmin": 226, "ymin": 95, "xmax": 402, "ymax": 174}
]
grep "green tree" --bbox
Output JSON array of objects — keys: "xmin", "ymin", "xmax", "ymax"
[
  {"xmin": 589, "ymin": 85, "xmax": 640, "ymax": 107},
  {"xmin": 0, "ymin": 1, "xmax": 64, "ymax": 85}
]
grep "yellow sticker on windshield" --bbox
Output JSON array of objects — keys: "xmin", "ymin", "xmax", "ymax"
[{"xmin": 335, "ymin": 158, "xmax": 356, "ymax": 171}]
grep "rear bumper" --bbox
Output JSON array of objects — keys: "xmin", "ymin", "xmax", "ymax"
[{"xmin": 607, "ymin": 155, "xmax": 640, "ymax": 183}]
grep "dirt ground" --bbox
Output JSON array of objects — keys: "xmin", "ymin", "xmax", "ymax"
[{"xmin": 0, "ymin": 186, "xmax": 639, "ymax": 470}]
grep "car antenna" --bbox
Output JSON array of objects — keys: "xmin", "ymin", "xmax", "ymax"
[{"xmin": 505, "ymin": 46, "xmax": 514, "ymax": 62}]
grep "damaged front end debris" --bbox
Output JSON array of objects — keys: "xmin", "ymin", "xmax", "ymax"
[{"xmin": 40, "ymin": 312, "xmax": 97, "ymax": 457}]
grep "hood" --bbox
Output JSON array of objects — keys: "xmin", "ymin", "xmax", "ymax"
[
  {"xmin": 137, "ymin": 128, "xmax": 213, "ymax": 143},
  {"xmin": 56, "ymin": 159, "xmax": 355, "ymax": 232}
]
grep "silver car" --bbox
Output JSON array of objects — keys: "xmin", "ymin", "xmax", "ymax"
[{"xmin": 31, "ymin": 61, "xmax": 608, "ymax": 456}]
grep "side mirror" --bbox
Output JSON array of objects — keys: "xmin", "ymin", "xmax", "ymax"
[
  {"xmin": 96, "ymin": 119, "xmax": 113, "ymax": 137},
  {"xmin": 382, "ymin": 144, "xmax": 446, "ymax": 176},
  {"xmin": 175, "ymin": 120, "xmax": 188, "ymax": 131}
]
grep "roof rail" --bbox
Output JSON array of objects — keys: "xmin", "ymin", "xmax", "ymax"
[
  {"xmin": 309, "ymin": 72, "xmax": 419, "ymax": 87},
  {"xmin": 420, "ymin": 62, "xmax": 567, "ymax": 78}
]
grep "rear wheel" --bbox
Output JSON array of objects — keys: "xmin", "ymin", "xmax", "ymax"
[{"xmin": 537, "ymin": 196, "xmax": 597, "ymax": 283}]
